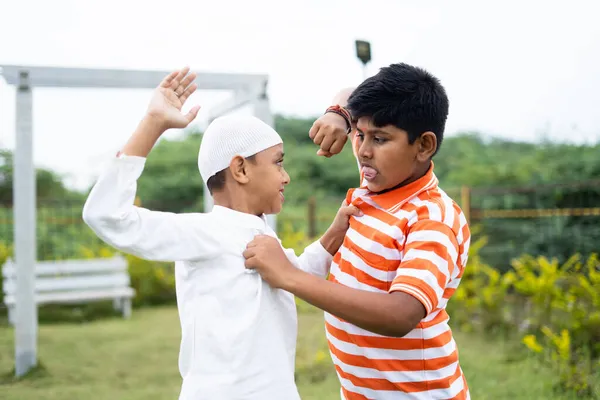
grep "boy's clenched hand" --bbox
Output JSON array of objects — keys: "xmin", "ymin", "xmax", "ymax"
[
  {"xmin": 328, "ymin": 200, "xmax": 363, "ymax": 235},
  {"xmin": 308, "ymin": 112, "xmax": 350, "ymax": 157},
  {"xmin": 243, "ymin": 235, "xmax": 296, "ymax": 289},
  {"xmin": 318, "ymin": 200, "xmax": 363, "ymax": 256}
]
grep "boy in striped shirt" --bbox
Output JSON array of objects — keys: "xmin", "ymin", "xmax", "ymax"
[{"xmin": 244, "ymin": 63, "xmax": 471, "ymax": 399}]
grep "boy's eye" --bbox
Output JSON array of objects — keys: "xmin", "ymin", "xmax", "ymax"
[{"xmin": 374, "ymin": 137, "xmax": 386, "ymax": 143}]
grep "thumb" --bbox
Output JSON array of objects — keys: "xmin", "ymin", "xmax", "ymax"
[
  {"xmin": 185, "ymin": 105, "xmax": 201, "ymax": 124},
  {"xmin": 317, "ymin": 149, "xmax": 333, "ymax": 157}
]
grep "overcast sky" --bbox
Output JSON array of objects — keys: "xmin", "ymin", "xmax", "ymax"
[{"xmin": 1, "ymin": 0, "xmax": 599, "ymax": 190}]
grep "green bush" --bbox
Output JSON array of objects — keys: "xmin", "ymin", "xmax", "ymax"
[
  {"xmin": 448, "ymin": 229, "xmax": 600, "ymax": 397},
  {"xmin": 126, "ymin": 255, "xmax": 176, "ymax": 308}
]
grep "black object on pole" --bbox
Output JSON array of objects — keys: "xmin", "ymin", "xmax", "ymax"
[{"xmin": 355, "ymin": 40, "xmax": 371, "ymax": 65}]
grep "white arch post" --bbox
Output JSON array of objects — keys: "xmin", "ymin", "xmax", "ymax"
[{"xmin": 0, "ymin": 64, "xmax": 273, "ymax": 378}]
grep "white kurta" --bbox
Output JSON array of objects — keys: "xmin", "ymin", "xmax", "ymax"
[{"xmin": 82, "ymin": 155, "xmax": 333, "ymax": 400}]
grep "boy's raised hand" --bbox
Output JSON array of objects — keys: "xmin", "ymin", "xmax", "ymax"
[{"xmin": 146, "ymin": 67, "xmax": 201, "ymax": 131}]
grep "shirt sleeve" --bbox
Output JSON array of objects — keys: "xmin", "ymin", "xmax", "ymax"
[
  {"xmin": 82, "ymin": 155, "xmax": 221, "ymax": 262},
  {"xmin": 284, "ymin": 240, "xmax": 334, "ymax": 279},
  {"xmin": 389, "ymin": 219, "xmax": 459, "ymax": 315}
]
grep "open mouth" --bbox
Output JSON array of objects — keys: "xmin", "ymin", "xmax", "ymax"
[{"xmin": 279, "ymin": 190, "xmax": 285, "ymax": 202}]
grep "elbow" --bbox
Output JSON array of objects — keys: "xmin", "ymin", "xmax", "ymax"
[
  {"xmin": 82, "ymin": 202, "xmax": 106, "ymax": 230},
  {"xmin": 396, "ymin": 321, "xmax": 419, "ymax": 338},
  {"xmin": 82, "ymin": 200, "xmax": 125, "ymax": 234},
  {"xmin": 82, "ymin": 204, "xmax": 97, "ymax": 228},
  {"xmin": 377, "ymin": 297, "xmax": 426, "ymax": 337},
  {"xmin": 379, "ymin": 320, "xmax": 417, "ymax": 338},
  {"xmin": 82, "ymin": 206, "xmax": 141, "ymax": 256}
]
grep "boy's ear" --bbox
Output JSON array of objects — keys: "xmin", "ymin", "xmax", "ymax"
[
  {"xmin": 229, "ymin": 155, "xmax": 251, "ymax": 184},
  {"xmin": 416, "ymin": 131, "xmax": 437, "ymax": 161}
]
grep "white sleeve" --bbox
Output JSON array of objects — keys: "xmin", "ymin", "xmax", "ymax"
[
  {"xmin": 286, "ymin": 240, "xmax": 334, "ymax": 279},
  {"xmin": 82, "ymin": 155, "xmax": 220, "ymax": 262}
]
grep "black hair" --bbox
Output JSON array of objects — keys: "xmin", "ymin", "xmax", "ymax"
[
  {"xmin": 206, "ymin": 154, "xmax": 256, "ymax": 194},
  {"xmin": 347, "ymin": 62, "xmax": 449, "ymax": 155}
]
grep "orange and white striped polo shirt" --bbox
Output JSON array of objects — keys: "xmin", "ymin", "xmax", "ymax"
[{"xmin": 326, "ymin": 162, "xmax": 471, "ymax": 399}]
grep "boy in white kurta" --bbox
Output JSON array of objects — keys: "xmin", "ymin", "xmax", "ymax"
[{"xmin": 82, "ymin": 67, "xmax": 359, "ymax": 400}]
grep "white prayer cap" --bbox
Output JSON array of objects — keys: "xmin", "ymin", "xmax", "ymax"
[{"xmin": 198, "ymin": 115, "xmax": 283, "ymax": 185}]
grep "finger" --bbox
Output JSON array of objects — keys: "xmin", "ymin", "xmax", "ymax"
[
  {"xmin": 243, "ymin": 248, "xmax": 255, "ymax": 259},
  {"xmin": 341, "ymin": 199, "xmax": 348, "ymax": 207},
  {"xmin": 329, "ymin": 136, "xmax": 347, "ymax": 155},
  {"xmin": 179, "ymin": 83, "xmax": 197, "ymax": 104},
  {"xmin": 171, "ymin": 66, "xmax": 190, "ymax": 90},
  {"xmin": 320, "ymin": 134, "xmax": 336, "ymax": 154},
  {"xmin": 185, "ymin": 105, "xmax": 201, "ymax": 124},
  {"xmin": 344, "ymin": 205, "xmax": 363, "ymax": 217},
  {"xmin": 176, "ymin": 77, "xmax": 196, "ymax": 97},
  {"xmin": 160, "ymin": 71, "xmax": 179, "ymax": 88},
  {"xmin": 316, "ymin": 149, "xmax": 332, "ymax": 157},
  {"xmin": 308, "ymin": 121, "xmax": 320, "ymax": 139},
  {"xmin": 313, "ymin": 129, "xmax": 325, "ymax": 146},
  {"xmin": 178, "ymin": 72, "xmax": 197, "ymax": 93},
  {"xmin": 244, "ymin": 257, "xmax": 256, "ymax": 269}
]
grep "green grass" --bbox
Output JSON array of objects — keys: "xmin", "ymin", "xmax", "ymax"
[{"xmin": 0, "ymin": 305, "xmax": 582, "ymax": 400}]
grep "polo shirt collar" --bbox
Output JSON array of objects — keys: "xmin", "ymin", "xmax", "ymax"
[{"xmin": 361, "ymin": 161, "xmax": 439, "ymax": 212}]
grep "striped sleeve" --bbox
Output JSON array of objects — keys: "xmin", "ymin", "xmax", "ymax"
[{"xmin": 389, "ymin": 219, "xmax": 459, "ymax": 314}]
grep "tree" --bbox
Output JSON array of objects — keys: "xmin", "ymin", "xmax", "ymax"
[{"xmin": 0, "ymin": 149, "xmax": 80, "ymax": 206}]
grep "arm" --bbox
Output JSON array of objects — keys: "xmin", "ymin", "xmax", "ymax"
[
  {"xmin": 244, "ymin": 219, "xmax": 458, "ymax": 337},
  {"xmin": 284, "ymin": 271, "xmax": 424, "ymax": 337},
  {"xmin": 83, "ymin": 67, "xmax": 218, "ymax": 262},
  {"xmin": 83, "ymin": 154, "xmax": 220, "ymax": 262}
]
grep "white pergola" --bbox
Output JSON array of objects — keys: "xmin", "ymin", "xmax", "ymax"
[{"xmin": 0, "ymin": 65, "xmax": 276, "ymax": 377}]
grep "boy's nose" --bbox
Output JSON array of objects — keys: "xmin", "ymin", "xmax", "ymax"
[
  {"xmin": 357, "ymin": 142, "xmax": 373, "ymax": 159},
  {"xmin": 282, "ymin": 168, "xmax": 290, "ymax": 185}
]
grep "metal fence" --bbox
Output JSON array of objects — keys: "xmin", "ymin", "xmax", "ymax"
[
  {"xmin": 452, "ymin": 180, "xmax": 600, "ymax": 269},
  {"xmin": 0, "ymin": 179, "xmax": 599, "ymax": 269}
]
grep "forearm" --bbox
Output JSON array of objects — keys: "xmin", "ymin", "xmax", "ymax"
[
  {"xmin": 285, "ymin": 269, "xmax": 418, "ymax": 337},
  {"xmin": 319, "ymin": 227, "xmax": 346, "ymax": 256},
  {"xmin": 121, "ymin": 115, "xmax": 166, "ymax": 157}
]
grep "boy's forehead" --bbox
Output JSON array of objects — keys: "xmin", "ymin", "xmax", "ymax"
[
  {"xmin": 255, "ymin": 143, "xmax": 284, "ymax": 158},
  {"xmin": 356, "ymin": 117, "xmax": 395, "ymax": 135}
]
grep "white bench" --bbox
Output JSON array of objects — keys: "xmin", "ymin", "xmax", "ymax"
[{"xmin": 2, "ymin": 255, "xmax": 135, "ymax": 325}]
